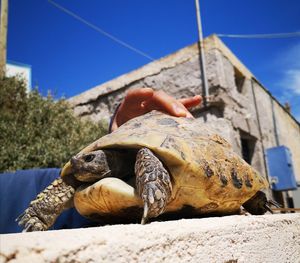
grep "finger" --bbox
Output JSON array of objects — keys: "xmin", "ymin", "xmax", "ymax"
[
  {"xmin": 182, "ymin": 106, "xmax": 194, "ymax": 118},
  {"xmin": 113, "ymin": 88, "xmax": 155, "ymax": 130},
  {"xmin": 123, "ymin": 88, "xmax": 154, "ymax": 107},
  {"xmin": 143, "ymin": 90, "xmax": 188, "ymax": 117},
  {"xmin": 120, "ymin": 88, "xmax": 154, "ymax": 119},
  {"xmin": 153, "ymin": 91, "xmax": 195, "ymax": 118},
  {"xmin": 179, "ymin": 95, "xmax": 202, "ymax": 109}
]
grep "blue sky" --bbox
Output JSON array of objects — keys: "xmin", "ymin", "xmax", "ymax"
[{"xmin": 7, "ymin": 0, "xmax": 300, "ymax": 121}]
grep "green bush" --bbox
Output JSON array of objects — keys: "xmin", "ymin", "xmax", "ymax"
[{"xmin": 0, "ymin": 76, "xmax": 107, "ymax": 172}]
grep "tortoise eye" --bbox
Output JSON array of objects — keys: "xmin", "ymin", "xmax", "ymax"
[{"xmin": 84, "ymin": 154, "xmax": 95, "ymax": 163}]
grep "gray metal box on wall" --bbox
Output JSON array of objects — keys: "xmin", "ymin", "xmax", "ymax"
[{"xmin": 266, "ymin": 146, "xmax": 297, "ymax": 191}]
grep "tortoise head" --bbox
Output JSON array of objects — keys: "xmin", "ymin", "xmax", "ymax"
[{"xmin": 61, "ymin": 150, "xmax": 112, "ymax": 183}]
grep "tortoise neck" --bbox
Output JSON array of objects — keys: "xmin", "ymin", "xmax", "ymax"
[{"xmin": 103, "ymin": 149, "xmax": 135, "ymax": 179}]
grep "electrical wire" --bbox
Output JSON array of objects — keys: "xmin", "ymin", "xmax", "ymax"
[
  {"xmin": 217, "ymin": 32, "xmax": 300, "ymax": 39},
  {"xmin": 47, "ymin": 0, "xmax": 155, "ymax": 61},
  {"xmin": 48, "ymin": 0, "xmax": 300, "ymax": 59}
]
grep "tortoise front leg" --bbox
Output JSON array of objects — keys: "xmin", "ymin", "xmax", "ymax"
[
  {"xmin": 17, "ymin": 178, "xmax": 75, "ymax": 231},
  {"xmin": 135, "ymin": 148, "xmax": 172, "ymax": 224}
]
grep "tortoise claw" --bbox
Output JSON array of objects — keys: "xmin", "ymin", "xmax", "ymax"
[
  {"xmin": 23, "ymin": 218, "xmax": 47, "ymax": 232},
  {"xmin": 141, "ymin": 202, "xmax": 149, "ymax": 225},
  {"xmin": 263, "ymin": 199, "xmax": 282, "ymax": 214},
  {"xmin": 17, "ymin": 209, "xmax": 48, "ymax": 231},
  {"xmin": 15, "ymin": 212, "xmax": 25, "ymax": 223},
  {"xmin": 264, "ymin": 203, "xmax": 273, "ymax": 214},
  {"xmin": 268, "ymin": 199, "xmax": 282, "ymax": 208},
  {"xmin": 23, "ymin": 224, "xmax": 32, "ymax": 232}
]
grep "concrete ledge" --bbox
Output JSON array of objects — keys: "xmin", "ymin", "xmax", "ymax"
[{"xmin": 1, "ymin": 214, "xmax": 299, "ymax": 263}]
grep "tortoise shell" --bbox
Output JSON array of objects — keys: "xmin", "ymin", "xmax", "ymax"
[{"xmin": 62, "ymin": 111, "xmax": 268, "ymax": 219}]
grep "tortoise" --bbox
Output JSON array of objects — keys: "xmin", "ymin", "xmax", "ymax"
[{"xmin": 17, "ymin": 111, "xmax": 277, "ymax": 231}]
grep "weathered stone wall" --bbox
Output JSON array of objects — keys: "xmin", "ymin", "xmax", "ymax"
[
  {"xmin": 273, "ymin": 101, "xmax": 300, "ymax": 181},
  {"xmin": 252, "ymin": 82, "xmax": 278, "ymax": 149}
]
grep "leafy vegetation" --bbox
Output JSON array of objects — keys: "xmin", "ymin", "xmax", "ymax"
[{"xmin": 0, "ymin": 76, "xmax": 107, "ymax": 172}]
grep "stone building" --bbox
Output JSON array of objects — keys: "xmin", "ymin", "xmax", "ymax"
[{"xmin": 68, "ymin": 34, "xmax": 300, "ymax": 207}]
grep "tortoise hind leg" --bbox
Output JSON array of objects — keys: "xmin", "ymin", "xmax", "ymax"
[
  {"xmin": 242, "ymin": 191, "xmax": 280, "ymax": 215},
  {"xmin": 135, "ymin": 148, "xmax": 172, "ymax": 224},
  {"xmin": 17, "ymin": 178, "xmax": 75, "ymax": 231}
]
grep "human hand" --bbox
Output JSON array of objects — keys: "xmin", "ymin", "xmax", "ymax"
[{"xmin": 110, "ymin": 88, "xmax": 202, "ymax": 132}]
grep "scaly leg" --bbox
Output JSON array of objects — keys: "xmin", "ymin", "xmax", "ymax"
[
  {"xmin": 17, "ymin": 178, "xmax": 75, "ymax": 231},
  {"xmin": 135, "ymin": 148, "xmax": 172, "ymax": 224}
]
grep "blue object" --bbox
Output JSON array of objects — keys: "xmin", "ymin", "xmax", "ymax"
[
  {"xmin": 266, "ymin": 146, "xmax": 297, "ymax": 191},
  {"xmin": 0, "ymin": 168, "xmax": 92, "ymax": 234}
]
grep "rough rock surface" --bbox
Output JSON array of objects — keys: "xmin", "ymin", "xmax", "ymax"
[{"xmin": 1, "ymin": 214, "xmax": 299, "ymax": 263}]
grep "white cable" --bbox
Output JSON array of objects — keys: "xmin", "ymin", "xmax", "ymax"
[{"xmin": 48, "ymin": 0, "xmax": 155, "ymax": 61}]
